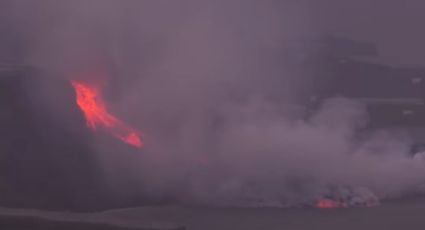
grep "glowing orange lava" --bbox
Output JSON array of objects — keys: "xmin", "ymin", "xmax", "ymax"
[
  {"xmin": 71, "ymin": 80, "xmax": 143, "ymax": 148},
  {"xmin": 316, "ymin": 199, "xmax": 346, "ymax": 209}
]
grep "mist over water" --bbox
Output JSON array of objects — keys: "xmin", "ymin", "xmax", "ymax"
[{"xmin": 3, "ymin": 0, "xmax": 425, "ymax": 207}]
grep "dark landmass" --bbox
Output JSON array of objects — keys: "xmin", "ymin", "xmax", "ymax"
[
  {"xmin": 0, "ymin": 215, "xmax": 148, "ymax": 230},
  {"xmin": 292, "ymin": 37, "xmax": 425, "ymax": 128},
  {"xmin": 0, "ymin": 66, "xmax": 169, "ymax": 211}
]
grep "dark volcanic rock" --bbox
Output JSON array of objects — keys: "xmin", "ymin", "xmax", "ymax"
[
  {"xmin": 0, "ymin": 67, "xmax": 106, "ymax": 211},
  {"xmin": 0, "ymin": 67, "xmax": 166, "ymax": 211},
  {"xmin": 0, "ymin": 215, "xmax": 145, "ymax": 230}
]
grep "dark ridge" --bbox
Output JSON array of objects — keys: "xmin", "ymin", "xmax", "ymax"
[
  {"xmin": 0, "ymin": 67, "xmax": 108, "ymax": 211},
  {"xmin": 0, "ymin": 67, "xmax": 169, "ymax": 211},
  {"xmin": 0, "ymin": 215, "xmax": 160, "ymax": 230},
  {"xmin": 294, "ymin": 37, "xmax": 425, "ymax": 129}
]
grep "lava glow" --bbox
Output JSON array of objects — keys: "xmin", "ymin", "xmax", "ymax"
[
  {"xmin": 316, "ymin": 199, "xmax": 346, "ymax": 209},
  {"xmin": 71, "ymin": 80, "xmax": 143, "ymax": 148}
]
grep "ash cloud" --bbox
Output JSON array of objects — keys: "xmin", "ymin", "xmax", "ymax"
[{"xmin": 3, "ymin": 0, "xmax": 425, "ymax": 207}]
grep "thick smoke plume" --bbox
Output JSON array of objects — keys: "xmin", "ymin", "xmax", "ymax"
[{"xmin": 3, "ymin": 0, "xmax": 425, "ymax": 207}]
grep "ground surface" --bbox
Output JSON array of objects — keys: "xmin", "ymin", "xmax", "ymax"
[
  {"xmin": 0, "ymin": 215, "xmax": 150, "ymax": 230},
  {"xmin": 1, "ymin": 198, "xmax": 425, "ymax": 229}
]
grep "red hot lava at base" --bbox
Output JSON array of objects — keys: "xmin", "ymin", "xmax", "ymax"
[
  {"xmin": 71, "ymin": 80, "xmax": 143, "ymax": 148},
  {"xmin": 316, "ymin": 199, "xmax": 347, "ymax": 209}
]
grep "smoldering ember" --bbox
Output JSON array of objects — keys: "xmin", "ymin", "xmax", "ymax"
[{"xmin": 1, "ymin": 1, "xmax": 425, "ymax": 230}]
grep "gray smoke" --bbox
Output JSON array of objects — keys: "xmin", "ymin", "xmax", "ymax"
[{"xmin": 4, "ymin": 0, "xmax": 425, "ymax": 207}]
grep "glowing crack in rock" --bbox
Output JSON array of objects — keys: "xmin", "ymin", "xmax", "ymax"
[{"xmin": 71, "ymin": 80, "xmax": 143, "ymax": 148}]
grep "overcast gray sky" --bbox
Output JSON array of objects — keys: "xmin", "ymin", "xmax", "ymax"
[
  {"xmin": 1, "ymin": 0, "xmax": 424, "ymax": 67},
  {"xmin": 312, "ymin": 0, "xmax": 425, "ymax": 67}
]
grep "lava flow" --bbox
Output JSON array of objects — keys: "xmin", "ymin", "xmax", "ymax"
[
  {"xmin": 71, "ymin": 80, "xmax": 143, "ymax": 148},
  {"xmin": 315, "ymin": 199, "xmax": 347, "ymax": 209}
]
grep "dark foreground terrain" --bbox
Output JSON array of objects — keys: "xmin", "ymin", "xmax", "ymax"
[
  {"xmin": 2, "ymin": 198, "xmax": 425, "ymax": 230},
  {"xmin": 0, "ymin": 215, "xmax": 149, "ymax": 230}
]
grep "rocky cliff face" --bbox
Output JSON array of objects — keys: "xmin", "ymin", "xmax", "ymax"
[{"xmin": 0, "ymin": 68, "xmax": 107, "ymax": 210}]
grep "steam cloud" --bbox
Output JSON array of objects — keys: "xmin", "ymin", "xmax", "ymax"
[{"xmin": 3, "ymin": 0, "xmax": 425, "ymax": 207}]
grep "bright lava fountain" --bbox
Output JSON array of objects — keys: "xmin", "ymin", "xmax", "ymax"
[{"xmin": 71, "ymin": 80, "xmax": 143, "ymax": 148}]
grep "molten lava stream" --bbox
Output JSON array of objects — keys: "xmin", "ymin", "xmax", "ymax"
[
  {"xmin": 71, "ymin": 80, "xmax": 143, "ymax": 148},
  {"xmin": 316, "ymin": 199, "xmax": 346, "ymax": 209}
]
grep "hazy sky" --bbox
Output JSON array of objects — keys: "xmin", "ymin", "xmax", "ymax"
[
  {"xmin": 314, "ymin": 0, "xmax": 425, "ymax": 67},
  {"xmin": 1, "ymin": 1, "xmax": 424, "ymax": 67}
]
